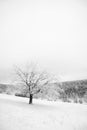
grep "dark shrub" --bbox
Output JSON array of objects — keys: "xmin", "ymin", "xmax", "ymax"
[{"xmin": 15, "ymin": 93, "xmax": 26, "ymax": 97}]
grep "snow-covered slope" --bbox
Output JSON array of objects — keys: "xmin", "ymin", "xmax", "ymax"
[{"xmin": 0, "ymin": 94, "xmax": 87, "ymax": 130}]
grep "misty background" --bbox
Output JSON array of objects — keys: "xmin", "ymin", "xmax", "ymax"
[{"xmin": 0, "ymin": 0, "xmax": 87, "ymax": 83}]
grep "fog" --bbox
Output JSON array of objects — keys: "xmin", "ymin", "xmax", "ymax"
[{"xmin": 0, "ymin": 0, "xmax": 87, "ymax": 82}]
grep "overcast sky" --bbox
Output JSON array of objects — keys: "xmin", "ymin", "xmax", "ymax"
[{"xmin": 0, "ymin": 0, "xmax": 87, "ymax": 83}]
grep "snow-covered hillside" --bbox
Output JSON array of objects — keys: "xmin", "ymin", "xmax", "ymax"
[{"xmin": 0, "ymin": 94, "xmax": 87, "ymax": 130}]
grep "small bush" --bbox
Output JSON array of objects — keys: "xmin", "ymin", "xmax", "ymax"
[
  {"xmin": 79, "ymin": 99, "xmax": 83, "ymax": 104},
  {"xmin": 15, "ymin": 93, "xmax": 26, "ymax": 97}
]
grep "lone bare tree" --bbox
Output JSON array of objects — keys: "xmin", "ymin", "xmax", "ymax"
[{"xmin": 14, "ymin": 64, "xmax": 51, "ymax": 104}]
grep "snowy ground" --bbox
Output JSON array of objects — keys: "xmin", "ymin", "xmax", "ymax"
[{"xmin": 0, "ymin": 94, "xmax": 87, "ymax": 130}]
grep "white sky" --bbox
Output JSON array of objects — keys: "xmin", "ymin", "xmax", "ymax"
[{"xmin": 0, "ymin": 0, "xmax": 87, "ymax": 82}]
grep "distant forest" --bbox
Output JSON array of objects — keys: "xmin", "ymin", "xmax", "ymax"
[{"xmin": 0, "ymin": 79, "xmax": 87, "ymax": 104}]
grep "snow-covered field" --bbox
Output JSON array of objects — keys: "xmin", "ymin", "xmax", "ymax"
[{"xmin": 0, "ymin": 94, "xmax": 87, "ymax": 130}]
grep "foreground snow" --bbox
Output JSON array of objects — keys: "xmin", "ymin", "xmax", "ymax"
[{"xmin": 0, "ymin": 94, "xmax": 87, "ymax": 130}]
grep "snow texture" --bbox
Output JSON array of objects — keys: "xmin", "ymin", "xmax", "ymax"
[{"xmin": 0, "ymin": 94, "xmax": 87, "ymax": 130}]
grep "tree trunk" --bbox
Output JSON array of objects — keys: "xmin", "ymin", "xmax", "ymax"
[{"xmin": 29, "ymin": 94, "xmax": 33, "ymax": 104}]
